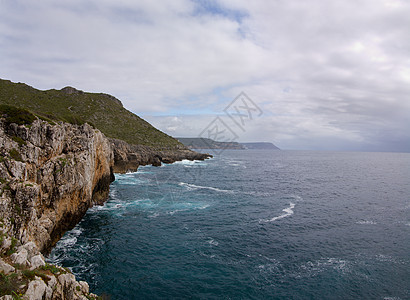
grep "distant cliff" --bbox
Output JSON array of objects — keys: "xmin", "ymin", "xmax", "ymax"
[
  {"xmin": 241, "ymin": 142, "xmax": 280, "ymax": 150},
  {"xmin": 177, "ymin": 138, "xmax": 245, "ymax": 150},
  {"xmin": 177, "ymin": 138, "xmax": 280, "ymax": 150}
]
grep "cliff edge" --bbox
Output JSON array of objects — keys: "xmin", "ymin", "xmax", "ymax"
[{"xmin": 0, "ymin": 117, "xmax": 113, "ymax": 299}]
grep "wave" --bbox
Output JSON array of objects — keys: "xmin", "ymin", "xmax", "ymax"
[
  {"xmin": 356, "ymin": 220, "xmax": 377, "ymax": 225},
  {"xmin": 207, "ymin": 238, "xmax": 219, "ymax": 246},
  {"xmin": 259, "ymin": 202, "xmax": 295, "ymax": 223},
  {"xmin": 114, "ymin": 174, "xmax": 145, "ymax": 185},
  {"xmin": 179, "ymin": 182, "xmax": 235, "ymax": 194},
  {"xmin": 168, "ymin": 203, "xmax": 210, "ymax": 215},
  {"xmin": 173, "ymin": 159, "xmax": 207, "ymax": 166},
  {"xmin": 295, "ymin": 258, "xmax": 350, "ymax": 278}
]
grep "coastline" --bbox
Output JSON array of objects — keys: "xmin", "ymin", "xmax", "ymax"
[{"xmin": 0, "ymin": 119, "xmax": 211, "ymax": 299}]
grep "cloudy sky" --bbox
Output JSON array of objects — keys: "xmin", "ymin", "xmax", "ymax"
[{"xmin": 1, "ymin": 0, "xmax": 409, "ymax": 151}]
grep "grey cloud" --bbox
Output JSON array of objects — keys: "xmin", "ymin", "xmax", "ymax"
[{"xmin": 1, "ymin": 0, "xmax": 409, "ymax": 151}]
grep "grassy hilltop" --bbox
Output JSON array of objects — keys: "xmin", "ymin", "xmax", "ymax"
[{"xmin": 0, "ymin": 79, "xmax": 182, "ymax": 149}]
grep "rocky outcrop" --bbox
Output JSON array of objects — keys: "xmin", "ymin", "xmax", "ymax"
[
  {"xmin": 111, "ymin": 138, "xmax": 212, "ymax": 173},
  {"xmin": 0, "ymin": 119, "xmax": 113, "ymax": 253},
  {"xmin": 0, "ymin": 118, "xmax": 113, "ymax": 299}
]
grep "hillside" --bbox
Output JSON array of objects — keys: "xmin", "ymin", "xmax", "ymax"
[
  {"xmin": 241, "ymin": 142, "xmax": 280, "ymax": 150},
  {"xmin": 0, "ymin": 79, "xmax": 182, "ymax": 149},
  {"xmin": 177, "ymin": 138, "xmax": 280, "ymax": 150},
  {"xmin": 177, "ymin": 137, "xmax": 245, "ymax": 150}
]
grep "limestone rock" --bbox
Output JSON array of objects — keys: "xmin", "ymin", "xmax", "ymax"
[
  {"xmin": 24, "ymin": 279, "xmax": 47, "ymax": 300},
  {"xmin": 0, "ymin": 119, "xmax": 114, "ymax": 253},
  {"xmin": 0, "ymin": 258, "xmax": 15, "ymax": 274},
  {"xmin": 29, "ymin": 254, "xmax": 45, "ymax": 270},
  {"xmin": 10, "ymin": 248, "xmax": 29, "ymax": 266},
  {"xmin": 78, "ymin": 281, "xmax": 89, "ymax": 294}
]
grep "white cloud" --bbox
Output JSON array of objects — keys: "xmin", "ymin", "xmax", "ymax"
[{"xmin": 1, "ymin": 0, "xmax": 409, "ymax": 151}]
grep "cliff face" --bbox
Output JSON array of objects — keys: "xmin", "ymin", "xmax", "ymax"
[
  {"xmin": 0, "ymin": 119, "xmax": 113, "ymax": 253},
  {"xmin": 111, "ymin": 138, "xmax": 212, "ymax": 173},
  {"xmin": 0, "ymin": 119, "xmax": 113, "ymax": 299}
]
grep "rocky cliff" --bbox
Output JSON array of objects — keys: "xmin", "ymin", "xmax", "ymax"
[
  {"xmin": 0, "ymin": 114, "xmax": 211, "ymax": 299},
  {"xmin": 0, "ymin": 118, "xmax": 113, "ymax": 299},
  {"xmin": 111, "ymin": 138, "xmax": 211, "ymax": 173}
]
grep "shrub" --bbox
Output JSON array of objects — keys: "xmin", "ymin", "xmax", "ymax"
[
  {"xmin": 0, "ymin": 105, "xmax": 35, "ymax": 126},
  {"xmin": 0, "ymin": 272, "xmax": 22, "ymax": 297},
  {"xmin": 11, "ymin": 136, "xmax": 26, "ymax": 146},
  {"xmin": 40, "ymin": 263, "xmax": 64, "ymax": 275},
  {"xmin": 6, "ymin": 237, "xmax": 18, "ymax": 256},
  {"xmin": 9, "ymin": 149, "xmax": 22, "ymax": 162},
  {"xmin": 64, "ymin": 115, "xmax": 85, "ymax": 125}
]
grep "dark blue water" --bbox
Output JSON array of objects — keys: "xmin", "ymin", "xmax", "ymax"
[{"xmin": 49, "ymin": 150, "xmax": 410, "ymax": 299}]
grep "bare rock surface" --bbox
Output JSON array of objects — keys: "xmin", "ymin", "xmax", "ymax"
[{"xmin": 0, "ymin": 119, "xmax": 112, "ymax": 299}]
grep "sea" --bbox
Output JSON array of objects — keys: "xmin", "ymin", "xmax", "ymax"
[{"xmin": 48, "ymin": 150, "xmax": 410, "ymax": 299}]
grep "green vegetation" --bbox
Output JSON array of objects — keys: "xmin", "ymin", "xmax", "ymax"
[
  {"xmin": 14, "ymin": 204, "xmax": 22, "ymax": 216},
  {"xmin": 0, "ymin": 79, "xmax": 183, "ymax": 149},
  {"xmin": 40, "ymin": 263, "xmax": 66, "ymax": 275},
  {"xmin": 9, "ymin": 149, "xmax": 22, "ymax": 162},
  {"xmin": 86, "ymin": 294, "xmax": 103, "ymax": 300},
  {"xmin": 12, "ymin": 291, "xmax": 24, "ymax": 300},
  {"xmin": 11, "ymin": 136, "xmax": 26, "ymax": 147},
  {"xmin": 58, "ymin": 157, "xmax": 68, "ymax": 168},
  {"xmin": 0, "ymin": 263, "xmax": 66, "ymax": 298},
  {"xmin": 0, "ymin": 272, "xmax": 21, "ymax": 297},
  {"xmin": 6, "ymin": 237, "xmax": 18, "ymax": 256},
  {"xmin": 0, "ymin": 105, "xmax": 36, "ymax": 126}
]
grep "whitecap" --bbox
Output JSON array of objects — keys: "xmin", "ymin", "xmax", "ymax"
[
  {"xmin": 59, "ymin": 236, "xmax": 77, "ymax": 247},
  {"xmin": 179, "ymin": 182, "xmax": 235, "ymax": 194},
  {"xmin": 114, "ymin": 174, "xmax": 144, "ymax": 185},
  {"xmin": 259, "ymin": 202, "xmax": 295, "ymax": 223},
  {"xmin": 198, "ymin": 204, "xmax": 210, "ymax": 210},
  {"xmin": 207, "ymin": 238, "xmax": 219, "ymax": 246},
  {"xmin": 295, "ymin": 257, "xmax": 350, "ymax": 278},
  {"xmin": 167, "ymin": 203, "xmax": 210, "ymax": 215},
  {"xmin": 173, "ymin": 159, "xmax": 207, "ymax": 166},
  {"xmin": 168, "ymin": 209, "xmax": 184, "ymax": 215},
  {"xmin": 356, "ymin": 220, "xmax": 377, "ymax": 225},
  {"xmin": 291, "ymin": 195, "xmax": 303, "ymax": 201},
  {"xmin": 125, "ymin": 171, "xmax": 139, "ymax": 175}
]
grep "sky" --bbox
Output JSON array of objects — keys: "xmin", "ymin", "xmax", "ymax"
[{"xmin": 1, "ymin": 0, "xmax": 409, "ymax": 152}]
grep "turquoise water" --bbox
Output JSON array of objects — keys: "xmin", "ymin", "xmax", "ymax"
[{"xmin": 49, "ymin": 150, "xmax": 410, "ymax": 299}]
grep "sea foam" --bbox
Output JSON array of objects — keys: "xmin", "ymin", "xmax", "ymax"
[
  {"xmin": 179, "ymin": 182, "xmax": 235, "ymax": 194},
  {"xmin": 259, "ymin": 202, "xmax": 296, "ymax": 223}
]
